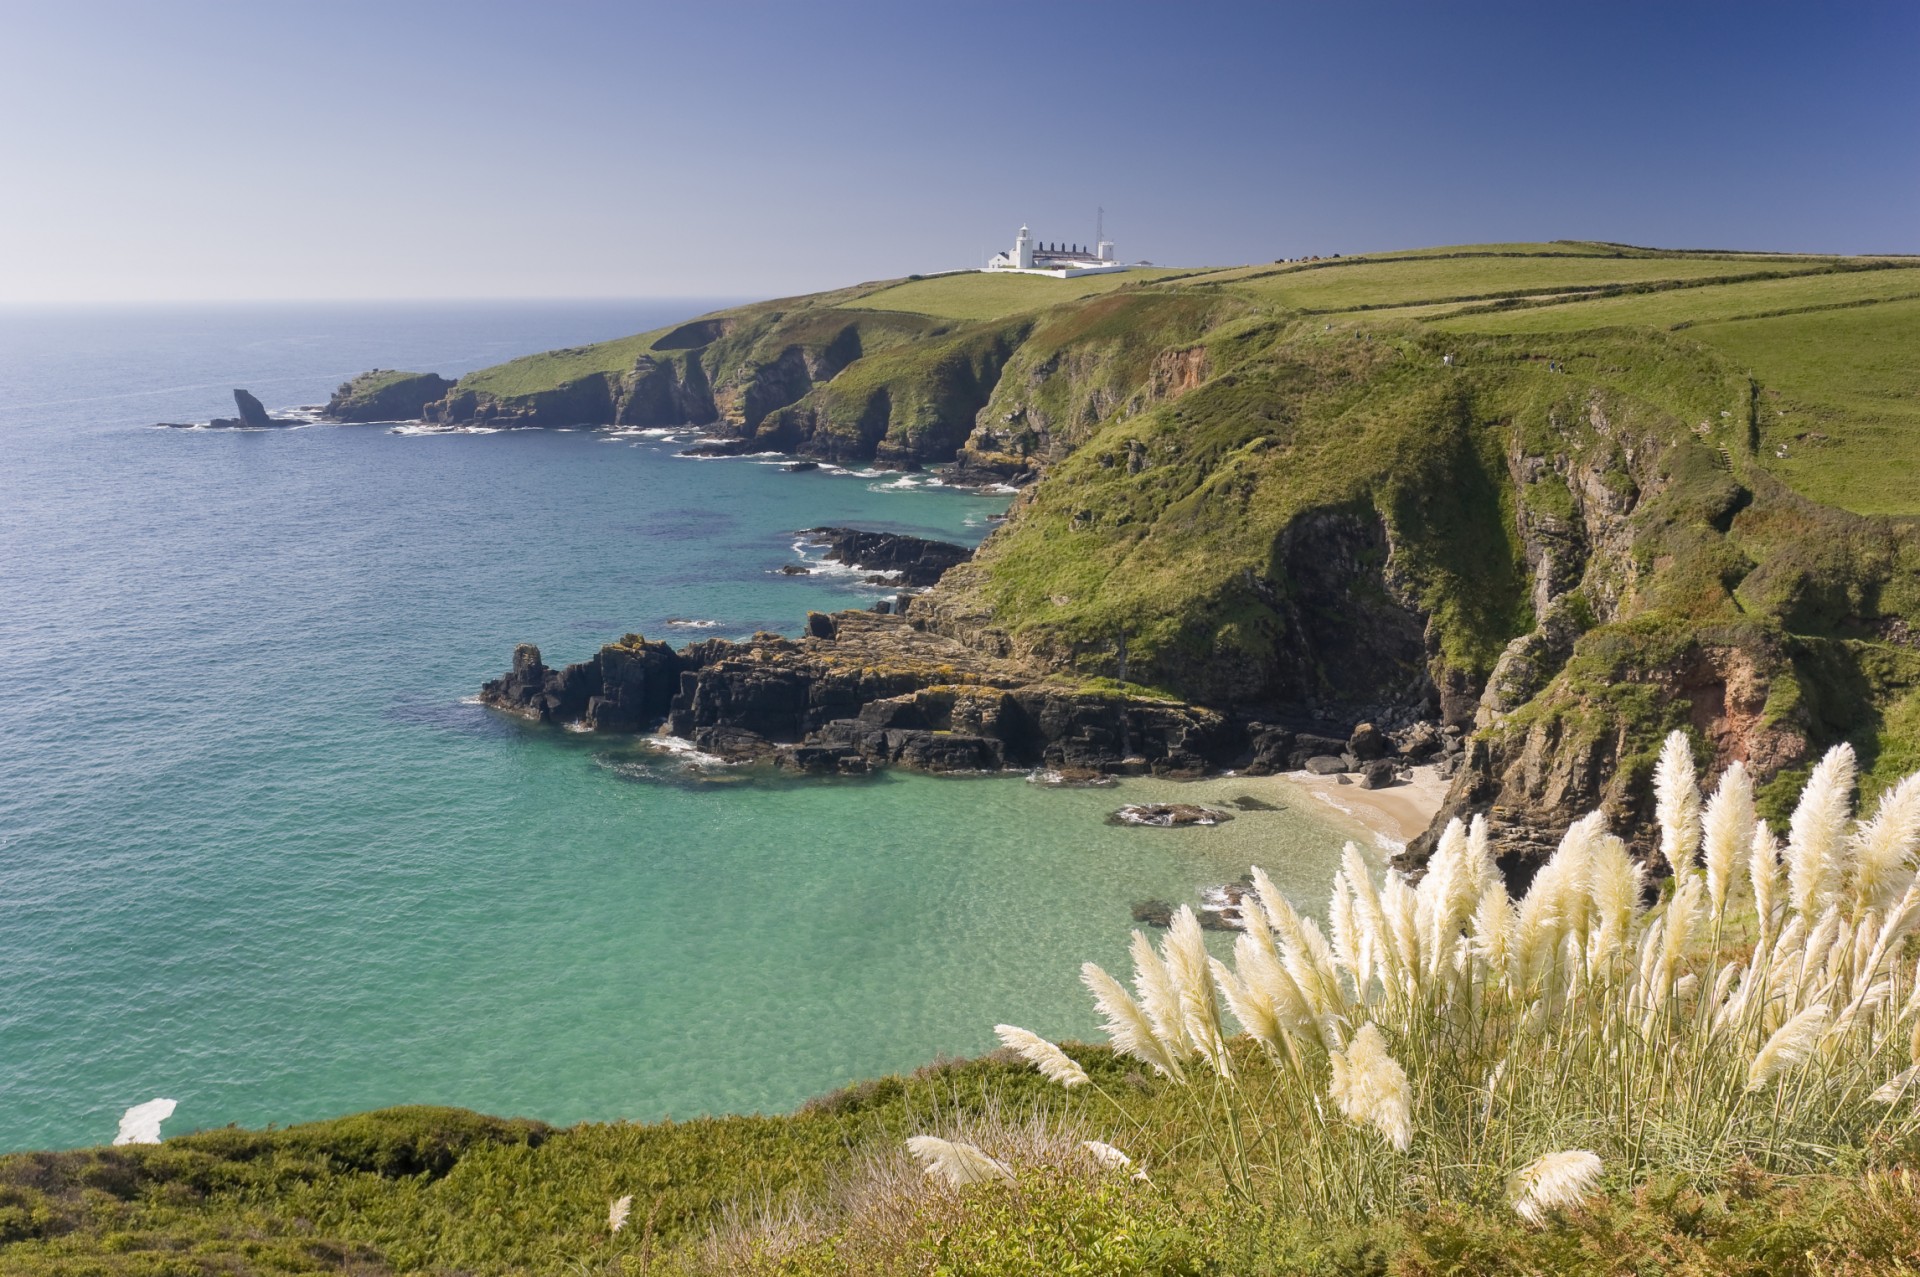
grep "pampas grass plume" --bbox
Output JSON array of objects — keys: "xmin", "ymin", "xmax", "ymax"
[
  {"xmin": 1081, "ymin": 961, "xmax": 1182, "ymax": 1080},
  {"xmin": 906, "ymin": 1135, "xmax": 1012, "ymax": 1188},
  {"xmin": 1328, "ymin": 1022, "xmax": 1412, "ymax": 1151},
  {"xmin": 1702, "ymin": 760, "xmax": 1755, "ymax": 917},
  {"xmin": 1788, "ymin": 743, "xmax": 1858, "ymax": 917},
  {"xmin": 1655, "ymin": 731, "xmax": 1702, "ymax": 874},
  {"xmin": 1747, "ymin": 1003, "xmax": 1832, "ymax": 1091},
  {"xmin": 1852, "ymin": 773, "xmax": 1920, "ymax": 911},
  {"xmin": 994, "ymin": 1024, "xmax": 1090, "ymax": 1089},
  {"xmin": 1512, "ymin": 1150, "xmax": 1603, "ymax": 1224},
  {"xmin": 608, "ymin": 1194, "xmax": 633, "ymax": 1234}
]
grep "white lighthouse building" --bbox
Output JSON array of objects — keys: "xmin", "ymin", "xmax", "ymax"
[{"xmin": 985, "ymin": 217, "xmax": 1130, "ymax": 278}]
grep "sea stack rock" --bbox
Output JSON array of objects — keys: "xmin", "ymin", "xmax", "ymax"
[
  {"xmin": 196, "ymin": 388, "xmax": 296, "ymax": 429},
  {"xmin": 233, "ymin": 389, "xmax": 273, "ymax": 428}
]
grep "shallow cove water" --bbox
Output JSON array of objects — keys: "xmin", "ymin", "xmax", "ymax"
[{"xmin": 0, "ymin": 303, "xmax": 1376, "ymax": 1153}]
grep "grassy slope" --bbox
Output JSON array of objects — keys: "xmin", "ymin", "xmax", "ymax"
[{"xmin": 7, "ymin": 1055, "xmax": 1918, "ymax": 1277}]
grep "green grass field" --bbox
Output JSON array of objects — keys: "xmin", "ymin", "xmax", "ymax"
[
  {"xmin": 1409, "ymin": 261, "xmax": 1920, "ymax": 515},
  {"xmin": 1212, "ymin": 255, "xmax": 1854, "ymax": 313},
  {"xmin": 1430, "ymin": 263, "xmax": 1920, "ymax": 334},
  {"xmin": 1693, "ymin": 297, "xmax": 1920, "ymax": 514}
]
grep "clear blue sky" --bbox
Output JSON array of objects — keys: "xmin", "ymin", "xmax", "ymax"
[{"xmin": 1, "ymin": 0, "xmax": 1913, "ymax": 302}]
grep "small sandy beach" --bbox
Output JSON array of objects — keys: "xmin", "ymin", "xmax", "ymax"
[{"xmin": 1282, "ymin": 764, "xmax": 1450, "ymax": 851}]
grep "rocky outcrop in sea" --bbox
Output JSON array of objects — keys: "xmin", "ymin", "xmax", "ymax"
[
  {"xmin": 801, "ymin": 527, "xmax": 971, "ymax": 588},
  {"xmin": 481, "ymin": 610, "xmax": 1236, "ymax": 777},
  {"xmin": 158, "ymin": 388, "xmax": 299, "ymax": 429}
]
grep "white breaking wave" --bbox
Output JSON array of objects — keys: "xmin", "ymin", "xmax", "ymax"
[
  {"xmin": 114, "ymin": 1097, "xmax": 177, "ymax": 1145},
  {"xmin": 644, "ymin": 733, "xmax": 733, "ymax": 767},
  {"xmin": 664, "ymin": 618, "xmax": 721, "ymax": 629}
]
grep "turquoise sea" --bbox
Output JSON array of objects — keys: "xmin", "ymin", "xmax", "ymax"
[{"xmin": 0, "ymin": 303, "xmax": 1374, "ymax": 1153}]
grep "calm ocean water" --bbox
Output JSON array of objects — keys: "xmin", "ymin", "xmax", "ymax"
[{"xmin": 0, "ymin": 303, "xmax": 1368, "ymax": 1152}]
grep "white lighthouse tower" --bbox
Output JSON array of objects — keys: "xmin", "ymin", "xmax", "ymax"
[{"xmin": 1014, "ymin": 224, "xmax": 1034, "ymax": 270}]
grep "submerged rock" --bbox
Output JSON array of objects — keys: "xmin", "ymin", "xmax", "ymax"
[{"xmin": 1130, "ymin": 900, "xmax": 1174, "ymax": 927}]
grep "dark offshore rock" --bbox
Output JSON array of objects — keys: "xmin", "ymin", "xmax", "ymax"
[
  {"xmin": 324, "ymin": 371, "xmax": 455, "ymax": 423},
  {"xmin": 196, "ymin": 388, "xmax": 298, "ymax": 429},
  {"xmin": 479, "ymin": 635, "xmax": 686, "ymax": 730},
  {"xmin": 1131, "ymin": 900, "xmax": 1175, "ymax": 927},
  {"xmin": 692, "ymin": 725, "xmax": 779, "ymax": 761},
  {"xmin": 680, "ymin": 438, "xmax": 764, "ymax": 457},
  {"xmin": 803, "ymin": 527, "xmax": 971, "ymax": 587},
  {"xmin": 233, "ymin": 388, "xmax": 274, "ymax": 427}
]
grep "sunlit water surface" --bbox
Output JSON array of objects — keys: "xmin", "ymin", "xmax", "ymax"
[{"xmin": 0, "ymin": 303, "xmax": 1374, "ymax": 1151}]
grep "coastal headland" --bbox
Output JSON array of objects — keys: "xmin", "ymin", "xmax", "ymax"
[{"xmin": 415, "ymin": 243, "xmax": 1920, "ymax": 883}]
